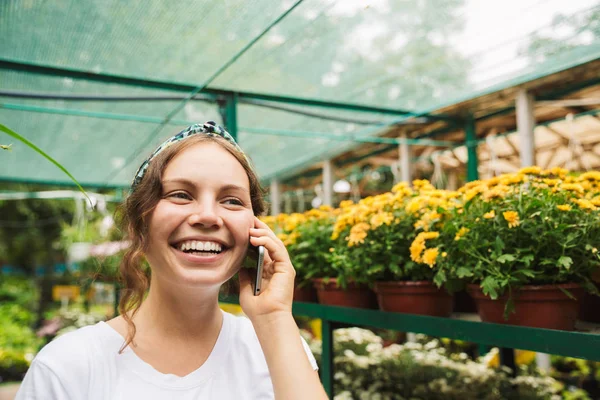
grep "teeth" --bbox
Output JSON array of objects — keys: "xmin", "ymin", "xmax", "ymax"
[{"xmin": 178, "ymin": 240, "xmax": 223, "ymax": 252}]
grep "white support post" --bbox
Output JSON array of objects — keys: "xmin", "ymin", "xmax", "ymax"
[
  {"xmin": 447, "ymin": 170, "xmax": 458, "ymax": 191},
  {"xmin": 270, "ymin": 179, "xmax": 280, "ymax": 216},
  {"xmin": 399, "ymin": 133, "xmax": 413, "ymax": 184},
  {"xmin": 516, "ymin": 89, "xmax": 536, "ymax": 167},
  {"xmin": 296, "ymin": 189, "xmax": 305, "ymax": 213},
  {"xmin": 536, "ymin": 353, "xmax": 551, "ymax": 372},
  {"xmin": 323, "ymin": 160, "xmax": 333, "ymax": 206}
]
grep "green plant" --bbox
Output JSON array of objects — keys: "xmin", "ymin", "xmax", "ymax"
[
  {"xmin": 305, "ymin": 327, "xmax": 572, "ymax": 400},
  {"xmin": 417, "ymin": 168, "xmax": 600, "ymax": 310},
  {"xmin": 328, "ymin": 181, "xmax": 461, "ymax": 289},
  {"xmin": 0, "ymin": 277, "xmax": 43, "ymax": 381},
  {"xmin": 262, "ymin": 207, "xmax": 337, "ymax": 288},
  {"xmin": 0, "ymin": 123, "xmax": 90, "ymax": 203}
]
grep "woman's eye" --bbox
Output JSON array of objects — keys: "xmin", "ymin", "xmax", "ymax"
[
  {"xmin": 168, "ymin": 192, "xmax": 192, "ymax": 200},
  {"xmin": 224, "ymin": 198, "xmax": 243, "ymax": 206}
]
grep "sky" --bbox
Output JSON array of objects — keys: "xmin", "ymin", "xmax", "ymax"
[{"xmin": 458, "ymin": 0, "xmax": 599, "ymax": 87}]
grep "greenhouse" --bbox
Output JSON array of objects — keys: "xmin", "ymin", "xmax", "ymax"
[{"xmin": 2, "ymin": 0, "xmax": 600, "ymax": 399}]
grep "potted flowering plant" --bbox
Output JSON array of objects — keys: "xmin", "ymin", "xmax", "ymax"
[
  {"xmin": 421, "ymin": 167, "xmax": 600, "ymax": 330},
  {"xmin": 262, "ymin": 206, "xmax": 337, "ymax": 303},
  {"xmin": 328, "ymin": 181, "xmax": 457, "ymax": 315}
]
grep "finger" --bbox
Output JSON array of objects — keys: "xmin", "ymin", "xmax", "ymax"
[
  {"xmin": 250, "ymin": 227, "xmax": 283, "ymax": 247},
  {"xmin": 254, "ymin": 218, "xmax": 286, "ymax": 242},
  {"xmin": 250, "ymin": 235, "xmax": 290, "ymax": 266},
  {"xmin": 262, "ymin": 250, "xmax": 273, "ymax": 266}
]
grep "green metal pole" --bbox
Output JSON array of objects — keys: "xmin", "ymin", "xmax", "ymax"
[
  {"xmin": 465, "ymin": 114, "xmax": 479, "ymax": 182},
  {"xmin": 223, "ymin": 93, "xmax": 238, "ymax": 142},
  {"xmin": 321, "ymin": 319, "xmax": 334, "ymax": 398}
]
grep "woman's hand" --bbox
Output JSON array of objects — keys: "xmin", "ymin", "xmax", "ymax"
[{"xmin": 238, "ymin": 217, "xmax": 295, "ymax": 321}]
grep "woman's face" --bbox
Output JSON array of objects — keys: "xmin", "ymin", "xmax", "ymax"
[{"xmin": 145, "ymin": 141, "xmax": 255, "ymax": 289}]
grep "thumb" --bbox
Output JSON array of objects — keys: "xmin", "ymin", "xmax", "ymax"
[{"xmin": 238, "ymin": 268, "xmax": 253, "ymax": 298}]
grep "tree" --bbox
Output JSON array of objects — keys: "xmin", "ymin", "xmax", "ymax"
[
  {"xmin": 521, "ymin": 5, "xmax": 600, "ymax": 63},
  {"xmin": 0, "ymin": 184, "xmax": 75, "ymax": 274}
]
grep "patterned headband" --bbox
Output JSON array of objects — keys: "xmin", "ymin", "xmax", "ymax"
[{"xmin": 131, "ymin": 121, "xmax": 249, "ymax": 189}]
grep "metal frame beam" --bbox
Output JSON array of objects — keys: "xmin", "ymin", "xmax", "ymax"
[
  {"xmin": 0, "ymin": 102, "xmax": 460, "ymax": 147},
  {"xmin": 0, "ymin": 58, "xmax": 449, "ymax": 120},
  {"xmin": 465, "ymin": 114, "xmax": 479, "ymax": 181}
]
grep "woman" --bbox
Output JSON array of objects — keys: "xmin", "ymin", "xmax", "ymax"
[{"xmin": 17, "ymin": 122, "xmax": 327, "ymax": 399}]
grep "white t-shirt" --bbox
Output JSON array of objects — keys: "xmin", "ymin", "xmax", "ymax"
[{"xmin": 16, "ymin": 311, "xmax": 318, "ymax": 400}]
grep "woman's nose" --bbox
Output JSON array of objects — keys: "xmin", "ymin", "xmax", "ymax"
[{"xmin": 187, "ymin": 201, "xmax": 222, "ymax": 228}]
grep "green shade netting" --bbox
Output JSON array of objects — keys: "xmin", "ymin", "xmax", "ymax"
[{"xmin": 1, "ymin": 0, "xmax": 600, "ymax": 186}]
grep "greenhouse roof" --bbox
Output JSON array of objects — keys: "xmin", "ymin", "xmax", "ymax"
[{"xmin": 2, "ymin": 0, "xmax": 600, "ymax": 188}]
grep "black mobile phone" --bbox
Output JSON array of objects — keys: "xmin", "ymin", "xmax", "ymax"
[{"xmin": 243, "ymin": 244, "xmax": 265, "ymax": 296}]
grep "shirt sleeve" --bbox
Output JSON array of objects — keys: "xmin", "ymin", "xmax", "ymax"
[
  {"xmin": 15, "ymin": 360, "xmax": 73, "ymax": 400},
  {"xmin": 300, "ymin": 336, "xmax": 319, "ymax": 371}
]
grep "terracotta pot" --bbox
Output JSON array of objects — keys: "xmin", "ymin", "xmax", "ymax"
[
  {"xmin": 373, "ymin": 281, "xmax": 453, "ymax": 317},
  {"xmin": 453, "ymin": 289, "xmax": 477, "ymax": 313},
  {"xmin": 293, "ymin": 284, "xmax": 318, "ymax": 303},
  {"xmin": 312, "ymin": 278, "xmax": 377, "ymax": 309},
  {"xmin": 579, "ymin": 283, "xmax": 600, "ymax": 323},
  {"xmin": 467, "ymin": 283, "xmax": 584, "ymax": 330}
]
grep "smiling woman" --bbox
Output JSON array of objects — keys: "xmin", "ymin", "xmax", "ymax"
[{"xmin": 15, "ymin": 122, "xmax": 327, "ymax": 400}]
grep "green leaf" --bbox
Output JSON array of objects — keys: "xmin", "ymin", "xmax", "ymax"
[
  {"xmin": 0, "ymin": 123, "xmax": 91, "ymax": 205},
  {"xmin": 456, "ymin": 267, "xmax": 473, "ymax": 278},
  {"xmin": 433, "ymin": 270, "xmax": 446, "ymax": 287},
  {"xmin": 481, "ymin": 276, "xmax": 500, "ymax": 299},
  {"xmin": 558, "ymin": 256, "xmax": 573, "ymax": 270},
  {"xmin": 497, "ymin": 254, "xmax": 516, "ymax": 264},
  {"xmin": 516, "ymin": 269, "xmax": 536, "ymax": 278},
  {"xmin": 521, "ymin": 254, "xmax": 534, "ymax": 266},
  {"xmin": 494, "ymin": 236, "xmax": 505, "ymax": 254}
]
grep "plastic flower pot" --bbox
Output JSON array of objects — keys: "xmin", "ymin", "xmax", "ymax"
[
  {"xmin": 467, "ymin": 283, "xmax": 584, "ymax": 330},
  {"xmin": 579, "ymin": 282, "xmax": 600, "ymax": 323},
  {"xmin": 293, "ymin": 283, "xmax": 318, "ymax": 303},
  {"xmin": 312, "ymin": 278, "xmax": 377, "ymax": 309},
  {"xmin": 373, "ymin": 281, "xmax": 453, "ymax": 317}
]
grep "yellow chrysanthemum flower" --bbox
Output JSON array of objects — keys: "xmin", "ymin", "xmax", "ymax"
[
  {"xmin": 405, "ymin": 198, "xmax": 422, "ymax": 214},
  {"xmin": 542, "ymin": 178, "xmax": 559, "ymax": 187},
  {"xmin": 562, "ymin": 183, "xmax": 584, "ymax": 194},
  {"xmin": 339, "ymin": 200, "xmax": 354, "ymax": 209},
  {"xmin": 391, "ymin": 181, "xmax": 410, "ymax": 193},
  {"xmin": 580, "ymin": 171, "xmax": 600, "ymax": 182},
  {"xmin": 347, "ymin": 222, "xmax": 370, "ymax": 247},
  {"xmin": 483, "ymin": 210, "xmax": 496, "ymax": 219},
  {"xmin": 503, "ymin": 211, "xmax": 520, "ymax": 228},
  {"xmin": 370, "ymin": 212, "xmax": 394, "ymax": 229},
  {"xmin": 549, "ymin": 167, "xmax": 568, "ymax": 177},
  {"xmin": 410, "ymin": 239, "xmax": 426, "ymax": 263},
  {"xmin": 519, "ymin": 166, "xmax": 542, "ymax": 175},
  {"xmin": 557, "ymin": 204, "xmax": 571, "ymax": 211},
  {"xmin": 422, "ymin": 248, "xmax": 439, "ymax": 268},
  {"xmin": 283, "ymin": 231, "xmax": 300, "ymax": 246},
  {"xmin": 419, "ymin": 231, "xmax": 440, "ymax": 240},
  {"xmin": 454, "ymin": 227, "xmax": 470, "ymax": 241},
  {"xmin": 574, "ymin": 198, "xmax": 597, "ymax": 211}
]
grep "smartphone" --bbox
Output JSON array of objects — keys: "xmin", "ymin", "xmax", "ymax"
[{"xmin": 243, "ymin": 244, "xmax": 265, "ymax": 296}]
